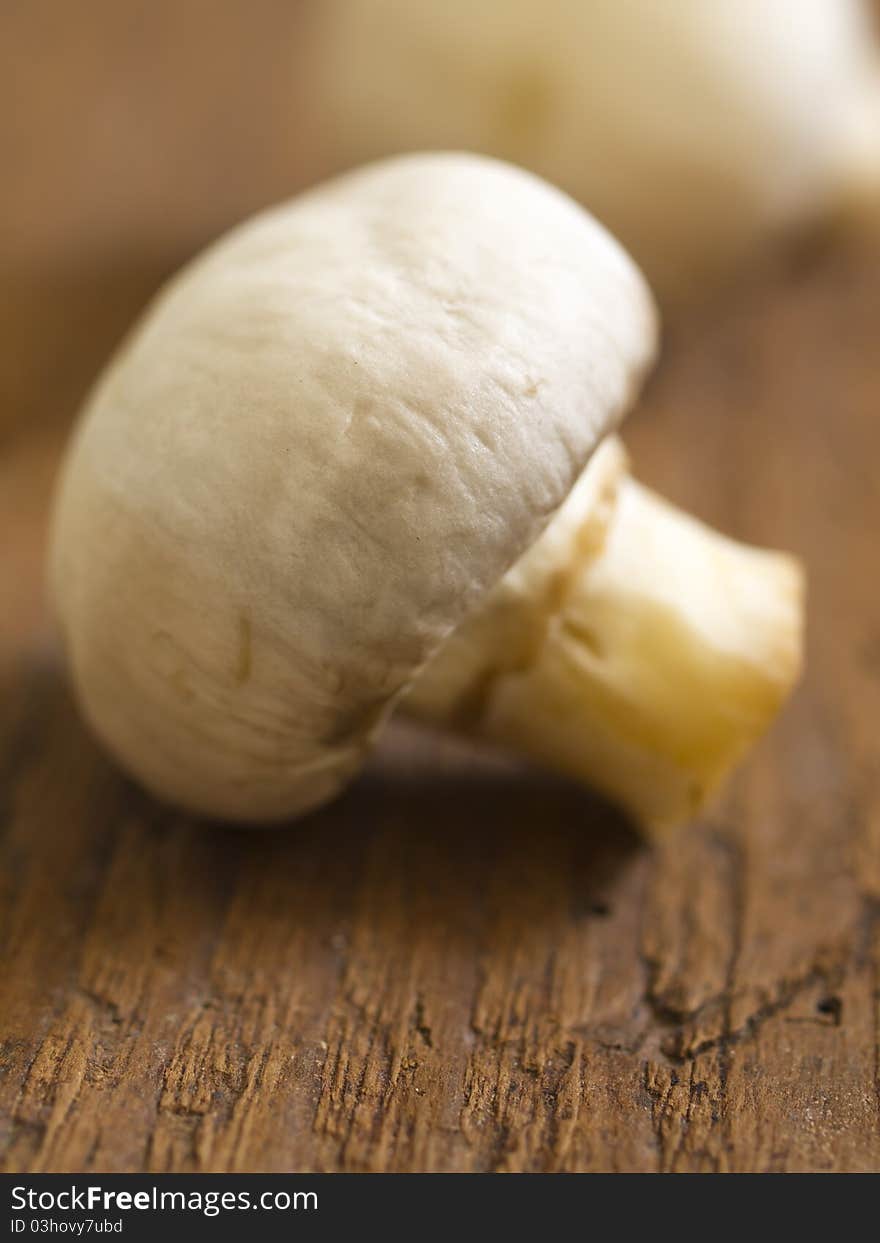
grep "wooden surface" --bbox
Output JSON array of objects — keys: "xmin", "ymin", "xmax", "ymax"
[
  {"xmin": 2, "ymin": 0, "xmax": 880, "ymax": 1175},
  {"xmin": 1, "ymin": 232, "xmax": 879, "ymax": 1173}
]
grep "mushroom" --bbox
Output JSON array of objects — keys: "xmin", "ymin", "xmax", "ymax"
[
  {"xmin": 315, "ymin": 0, "xmax": 880, "ymax": 299},
  {"xmin": 49, "ymin": 154, "xmax": 804, "ymax": 832}
]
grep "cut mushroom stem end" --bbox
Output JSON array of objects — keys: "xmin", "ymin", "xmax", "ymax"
[{"xmin": 405, "ymin": 437, "xmax": 805, "ymax": 835}]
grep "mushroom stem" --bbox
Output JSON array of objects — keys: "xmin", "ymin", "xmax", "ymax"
[
  {"xmin": 836, "ymin": 75, "xmax": 880, "ymax": 222},
  {"xmin": 404, "ymin": 439, "xmax": 804, "ymax": 834}
]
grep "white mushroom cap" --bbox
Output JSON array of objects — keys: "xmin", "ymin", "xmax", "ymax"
[
  {"xmin": 317, "ymin": 0, "xmax": 880, "ymax": 298},
  {"xmin": 49, "ymin": 153, "xmax": 656, "ymax": 821}
]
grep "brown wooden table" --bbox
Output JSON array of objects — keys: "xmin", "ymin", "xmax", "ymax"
[
  {"xmin": 2, "ymin": 230, "xmax": 879, "ymax": 1173},
  {"xmin": 2, "ymin": 0, "xmax": 880, "ymax": 1174}
]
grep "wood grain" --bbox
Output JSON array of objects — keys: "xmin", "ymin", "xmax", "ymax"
[
  {"xmin": 2, "ymin": 0, "xmax": 880, "ymax": 1174},
  {"xmin": 2, "ymin": 232, "xmax": 879, "ymax": 1173}
]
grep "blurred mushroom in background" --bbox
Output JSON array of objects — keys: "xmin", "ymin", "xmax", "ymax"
[{"xmin": 315, "ymin": 0, "xmax": 880, "ymax": 302}]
